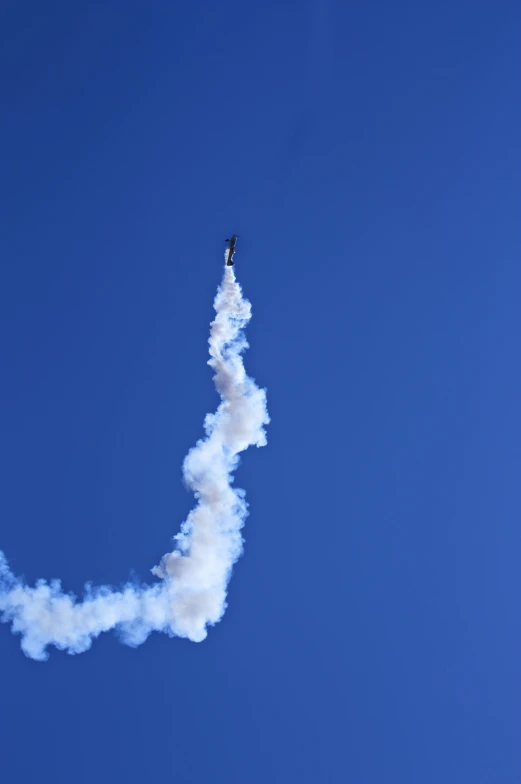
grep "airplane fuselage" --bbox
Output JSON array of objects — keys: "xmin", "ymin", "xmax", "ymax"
[{"xmin": 225, "ymin": 235, "xmax": 238, "ymax": 265}]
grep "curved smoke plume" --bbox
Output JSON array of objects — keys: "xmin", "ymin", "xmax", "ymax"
[{"xmin": 0, "ymin": 265, "xmax": 269, "ymax": 660}]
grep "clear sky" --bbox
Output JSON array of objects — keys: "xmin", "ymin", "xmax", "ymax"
[{"xmin": 0, "ymin": 1, "xmax": 520, "ymax": 782}]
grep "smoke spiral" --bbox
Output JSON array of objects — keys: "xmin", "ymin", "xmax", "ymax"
[{"xmin": 0, "ymin": 265, "xmax": 268, "ymax": 660}]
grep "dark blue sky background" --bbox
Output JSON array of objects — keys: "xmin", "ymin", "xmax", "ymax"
[{"xmin": 1, "ymin": 1, "xmax": 520, "ymax": 782}]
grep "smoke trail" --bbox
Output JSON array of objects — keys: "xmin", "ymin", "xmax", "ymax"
[{"xmin": 0, "ymin": 266, "xmax": 268, "ymax": 660}]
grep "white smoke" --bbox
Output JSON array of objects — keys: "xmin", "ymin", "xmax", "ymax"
[{"xmin": 0, "ymin": 266, "xmax": 268, "ymax": 660}]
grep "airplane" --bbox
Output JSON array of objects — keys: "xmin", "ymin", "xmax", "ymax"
[{"xmin": 225, "ymin": 234, "xmax": 238, "ymax": 266}]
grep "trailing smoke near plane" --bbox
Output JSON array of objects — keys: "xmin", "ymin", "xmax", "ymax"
[{"xmin": 0, "ymin": 256, "xmax": 269, "ymax": 660}]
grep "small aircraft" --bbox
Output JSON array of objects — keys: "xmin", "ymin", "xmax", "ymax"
[{"xmin": 225, "ymin": 235, "xmax": 238, "ymax": 266}]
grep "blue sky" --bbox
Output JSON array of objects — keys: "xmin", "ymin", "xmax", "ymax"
[{"xmin": 1, "ymin": 0, "xmax": 520, "ymax": 781}]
